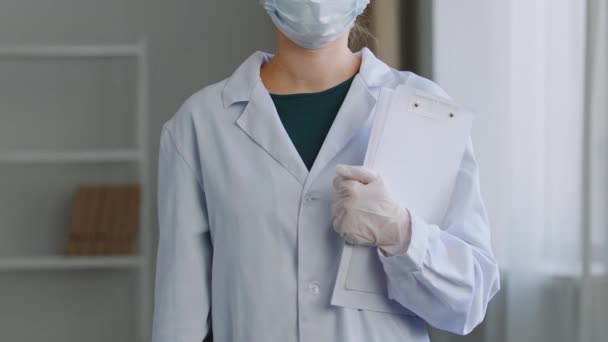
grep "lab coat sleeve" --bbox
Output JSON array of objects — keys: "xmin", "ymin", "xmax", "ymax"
[
  {"xmin": 152, "ymin": 125, "xmax": 212, "ymax": 342},
  {"xmin": 378, "ymin": 137, "xmax": 500, "ymax": 335}
]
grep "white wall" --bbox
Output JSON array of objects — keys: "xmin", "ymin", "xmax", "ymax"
[
  {"xmin": 432, "ymin": 1, "xmax": 587, "ymax": 341},
  {"xmin": 433, "ymin": 0, "xmax": 512, "ymax": 268}
]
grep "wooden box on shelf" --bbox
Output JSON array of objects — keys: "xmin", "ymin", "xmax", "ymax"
[{"xmin": 65, "ymin": 184, "xmax": 140, "ymax": 256}]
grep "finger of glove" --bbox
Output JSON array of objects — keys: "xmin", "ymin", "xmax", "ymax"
[
  {"xmin": 332, "ymin": 199, "xmax": 347, "ymax": 227},
  {"xmin": 333, "ymin": 174, "xmax": 348, "ymax": 190},
  {"xmin": 333, "ymin": 178, "xmax": 365, "ymax": 196},
  {"xmin": 335, "ymin": 164, "xmax": 378, "ymax": 184},
  {"xmin": 343, "ymin": 231, "xmax": 375, "ymax": 246},
  {"xmin": 333, "ymin": 203, "xmax": 354, "ymax": 235}
]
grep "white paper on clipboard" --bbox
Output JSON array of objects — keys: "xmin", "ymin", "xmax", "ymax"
[{"xmin": 331, "ymin": 84, "xmax": 474, "ymax": 315}]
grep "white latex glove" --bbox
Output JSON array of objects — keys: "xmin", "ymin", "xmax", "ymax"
[{"xmin": 332, "ymin": 164, "xmax": 412, "ymax": 256}]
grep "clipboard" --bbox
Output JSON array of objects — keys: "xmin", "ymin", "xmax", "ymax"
[{"xmin": 331, "ymin": 84, "xmax": 474, "ymax": 315}]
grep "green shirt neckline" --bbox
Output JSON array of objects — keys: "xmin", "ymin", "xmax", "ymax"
[
  {"xmin": 270, "ymin": 75, "xmax": 356, "ymax": 170},
  {"xmin": 269, "ymin": 75, "xmax": 356, "ymax": 99}
]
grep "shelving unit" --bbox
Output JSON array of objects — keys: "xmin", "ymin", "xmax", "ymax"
[
  {"xmin": 0, "ymin": 256, "xmax": 145, "ymax": 271},
  {"xmin": 0, "ymin": 44, "xmax": 142, "ymax": 57},
  {"xmin": 0, "ymin": 150, "xmax": 140, "ymax": 163},
  {"xmin": 0, "ymin": 42, "xmax": 150, "ymax": 342}
]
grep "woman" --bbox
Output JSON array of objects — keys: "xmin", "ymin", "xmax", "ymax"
[{"xmin": 152, "ymin": 0, "xmax": 500, "ymax": 341}]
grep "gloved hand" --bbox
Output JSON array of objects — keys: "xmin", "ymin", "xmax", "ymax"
[{"xmin": 332, "ymin": 164, "xmax": 412, "ymax": 256}]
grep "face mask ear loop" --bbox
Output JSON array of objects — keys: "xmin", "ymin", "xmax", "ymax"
[
  {"xmin": 355, "ymin": 0, "xmax": 369, "ymax": 16},
  {"xmin": 260, "ymin": 0, "xmax": 277, "ymax": 13}
]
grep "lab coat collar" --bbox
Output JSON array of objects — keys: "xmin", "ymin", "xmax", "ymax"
[
  {"xmin": 304, "ymin": 74, "xmax": 376, "ymax": 188},
  {"xmin": 235, "ymin": 82, "xmax": 310, "ymax": 184},
  {"xmin": 226, "ymin": 47, "xmax": 394, "ymax": 186},
  {"xmin": 221, "ymin": 47, "xmax": 395, "ymax": 108}
]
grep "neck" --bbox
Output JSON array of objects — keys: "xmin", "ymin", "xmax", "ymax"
[{"xmin": 261, "ymin": 30, "xmax": 361, "ymax": 94}]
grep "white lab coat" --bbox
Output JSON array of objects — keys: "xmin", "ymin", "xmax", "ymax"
[{"xmin": 152, "ymin": 48, "xmax": 500, "ymax": 342}]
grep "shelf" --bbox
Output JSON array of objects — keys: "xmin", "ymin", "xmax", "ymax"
[
  {"xmin": 0, "ymin": 255, "xmax": 145, "ymax": 271},
  {"xmin": 0, "ymin": 41, "xmax": 152, "ymax": 340},
  {"xmin": 0, "ymin": 150, "xmax": 140, "ymax": 164},
  {"xmin": 0, "ymin": 44, "xmax": 143, "ymax": 58}
]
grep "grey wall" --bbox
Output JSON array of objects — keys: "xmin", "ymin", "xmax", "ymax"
[
  {"xmin": 0, "ymin": 0, "xmax": 275, "ymax": 337},
  {"xmin": 399, "ymin": 0, "xmax": 433, "ymax": 79}
]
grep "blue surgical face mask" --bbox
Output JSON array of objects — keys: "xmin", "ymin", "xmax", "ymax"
[{"xmin": 260, "ymin": 0, "xmax": 370, "ymax": 49}]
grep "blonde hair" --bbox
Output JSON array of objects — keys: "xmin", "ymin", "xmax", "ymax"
[{"xmin": 348, "ymin": 10, "xmax": 376, "ymax": 52}]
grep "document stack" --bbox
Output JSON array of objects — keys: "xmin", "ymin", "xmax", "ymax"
[{"xmin": 332, "ymin": 84, "xmax": 474, "ymax": 314}]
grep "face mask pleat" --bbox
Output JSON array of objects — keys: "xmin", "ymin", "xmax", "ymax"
[{"xmin": 261, "ymin": 0, "xmax": 370, "ymax": 49}]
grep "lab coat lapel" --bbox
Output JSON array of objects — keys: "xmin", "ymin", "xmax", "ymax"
[
  {"xmin": 305, "ymin": 75, "xmax": 376, "ymax": 187},
  {"xmin": 235, "ymin": 81, "xmax": 309, "ymax": 185},
  {"xmin": 226, "ymin": 48, "xmax": 394, "ymax": 188}
]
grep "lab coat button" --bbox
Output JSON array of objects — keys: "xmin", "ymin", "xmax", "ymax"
[
  {"xmin": 304, "ymin": 193, "xmax": 318, "ymax": 202},
  {"xmin": 308, "ymin": 282, "xmax": 321, "ymax": 295}
]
